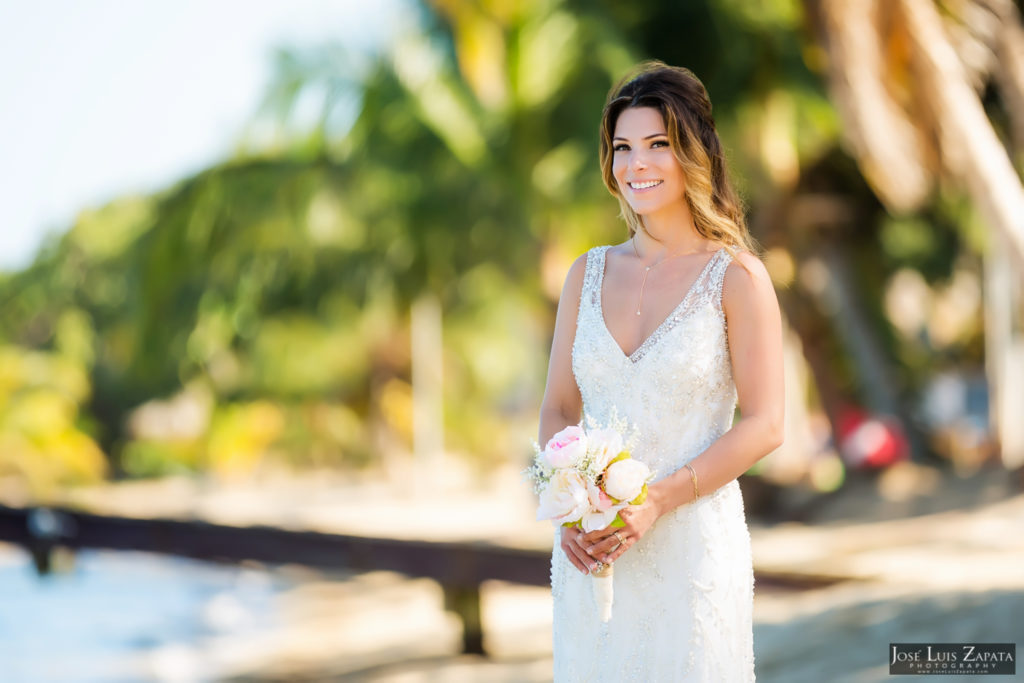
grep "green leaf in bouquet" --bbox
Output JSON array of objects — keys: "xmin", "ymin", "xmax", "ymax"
[
  {"xmin": 630, "ymin": 483, "xmax": 648, "ymax": 506},
  {"xmin": 606, "ymin": 450, "xmax": 631, "ymax": 468}
]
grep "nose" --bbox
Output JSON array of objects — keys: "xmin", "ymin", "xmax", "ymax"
[{"xmin": 630, "ymin": 149, "xmax": 648, "ymax": 171}]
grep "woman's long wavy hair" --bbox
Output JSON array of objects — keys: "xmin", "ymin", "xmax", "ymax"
[{"xmin": 599, "ymin": 61, "xmax": 757, "ymax": 257}]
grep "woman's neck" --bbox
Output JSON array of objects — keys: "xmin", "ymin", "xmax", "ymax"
[{"xmin": 633, "ymin": 202, "xmax": 706, "ymax": 257}]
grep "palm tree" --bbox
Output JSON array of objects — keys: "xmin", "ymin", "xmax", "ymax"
[{"xmin": 804, "ymin": 0, "xmax": 1024, "ymax": 469}]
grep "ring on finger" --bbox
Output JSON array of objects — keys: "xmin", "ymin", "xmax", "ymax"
[{"xmin": 613, "ymin": 530, "xmax": 627, "ymax": 546}]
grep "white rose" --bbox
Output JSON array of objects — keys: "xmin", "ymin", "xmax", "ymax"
[
  {"xmin": 581, "ymin": 505, "xmax": 626, "ymax": 533},
  {"xmin": 536, "ymin": 469, "xmax": 589, "ymax": 525},
  {"xmin": 587, "ymin": 428, "xmax": 624, "ymax": 471},
  {"xmin": 604, "ymin": 458, "xmax": 650, "ymax": 502}
]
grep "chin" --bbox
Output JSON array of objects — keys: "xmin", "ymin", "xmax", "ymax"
[{"xmin": 628, "ymin": 203, "xmax": 666, "ymax": 216}]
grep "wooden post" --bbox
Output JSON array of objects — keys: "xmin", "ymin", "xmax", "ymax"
[
  {"xmin": 442, "ymin": 583, "xmax": 484, "ymax": 655},
  {"xmin": 26, "ymin": 507, "xmax": 75, "ymax": 576}
]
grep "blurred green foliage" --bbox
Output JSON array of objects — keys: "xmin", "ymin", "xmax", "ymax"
[{"xmin": 0, "ymin": 0, "xmax": 984, "ymax": 496}]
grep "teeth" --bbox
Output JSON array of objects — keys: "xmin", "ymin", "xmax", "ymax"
[{"xmin": 630, "ymin": 180, "xmax": 662, "ymax": 189}]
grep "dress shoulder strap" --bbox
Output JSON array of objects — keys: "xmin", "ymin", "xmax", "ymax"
[
  {"xmin": 580, "ymin": 245, "xmax": 610, "ymax": 301},
  {"xmin": 700, "ymin": 247, "xmax": 735, "ymax": 313},
  {"xmin": 576, "ymin": 246, "xmax": 610, "ymax": 328},
  {"xmin": 581, "ymin": 246, "xmax": 609, "ymax": 291}
]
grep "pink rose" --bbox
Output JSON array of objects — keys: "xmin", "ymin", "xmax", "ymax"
[
  {"xmin": 542, "ymin": 425, "xmax": 587, "ymax": 469},
  {"xmin": 581, "ymin": 480, "xmax": 627, "ymax": 531},
  {"xmin": 587, "ymin": 480, "xmax": 615, "ymax": 511}
]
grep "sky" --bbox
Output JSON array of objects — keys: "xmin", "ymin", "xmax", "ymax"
[{"xmin": 0, "ymin": 0, "xmax": 405, "ymax": 272}]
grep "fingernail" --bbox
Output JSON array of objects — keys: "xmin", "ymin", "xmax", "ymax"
[{"xmin": 585, "ymin": 547, "xmax": 594, "ymax": 555}]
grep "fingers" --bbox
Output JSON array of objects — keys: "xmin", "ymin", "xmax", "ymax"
[
  {"xmin": 581, "ymin": 525, "xmax": 637, "ymax": 563},
  {"xmin": 563, "ymin": 523, "xmax": 645, "ymax": 573},
  {"xmin": 585, "ymin": 504, "xmax": 655, "ymax": 561},
  {"xmin": 600, "ymin": 531, "xmax": 632, "ymax": 563},
  {"xmin": 560, "ymin": 527, "xmax": 599, "ymax": 575},
  {"xmin": 584, "ymin": 531, "xmax": 617, "ymax": 556},
  {"xmin": 580, "ymin": 530, "xmax": 617, "ymax": 558},
  {"xmin": 579, "ymin": 508, "xmax": 631, "ymax": 544}
]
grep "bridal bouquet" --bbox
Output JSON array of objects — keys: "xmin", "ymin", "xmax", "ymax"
[{"xmin": 525, "ymin": 415, "xmax": 651, "ymax": 622}]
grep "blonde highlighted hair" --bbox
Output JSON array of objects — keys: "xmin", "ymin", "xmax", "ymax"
[{"xmin": 599, "ymin": 61, "xmax": 757, "ymax": 258}]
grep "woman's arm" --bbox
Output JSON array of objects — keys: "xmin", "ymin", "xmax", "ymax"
[
  {"xmin": 538, "ymin": 253, "xmax": 587, "ymax": 446},
  {"xmin": 539, "ymin": 253, "xmax": 598, "ymax": 574},
  {"xmin": 583, "ymin": 251, "xmax": 784, "ymax": 563},
  {"xmin": 648, "ymin": 251, "xmax": 785, "ymax": 512}
]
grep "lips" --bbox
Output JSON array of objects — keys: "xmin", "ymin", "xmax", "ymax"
[{"xmin": 628, "ymin": 179, "xmax": 663, "ymax": 191}]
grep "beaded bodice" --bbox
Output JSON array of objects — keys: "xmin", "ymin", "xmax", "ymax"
[{"xmin": 571, "ymin": 245, "xmax": 737, "ymax": 481}]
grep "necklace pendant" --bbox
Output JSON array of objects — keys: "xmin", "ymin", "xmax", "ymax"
[{"xmin": 636, "ymin": 309, "xmax": 642, "ymax": 316}]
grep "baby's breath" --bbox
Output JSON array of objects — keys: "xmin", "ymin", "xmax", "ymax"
[
  {"xmin": 522, "ymin": 440, "xmax": 554, "ymax": 493},
  {"xmin": 526, "ymin": 412, "xmax": 639, "ymax": 494},
  {"xmin": 584, "ymin": 409, "xmax": 638, "ymax": 449}
]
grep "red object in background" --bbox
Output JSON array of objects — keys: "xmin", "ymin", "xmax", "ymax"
[{"xmin": 837, "ymin": 407, "xmax": 910, "ymax": 468}]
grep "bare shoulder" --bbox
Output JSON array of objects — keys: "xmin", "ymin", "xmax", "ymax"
[
  {"xmin": 568, "ymin": 250, "xmax": 590, "ymax": 275},
  {"xmin": 722, "ymin": 250, "xmax": 776, "ymax": 311},
  {"xmin": 565, "ymin": 251, "xmax": 589, "ymax": 288},
  {"xmin": 557, "ymin": 250, "xmax": 591, "ymax": 307}
]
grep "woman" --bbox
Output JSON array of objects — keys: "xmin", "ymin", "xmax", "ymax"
[{"xmin": 537, "ymin": 61, "xmax": 784, "ymax": 680}]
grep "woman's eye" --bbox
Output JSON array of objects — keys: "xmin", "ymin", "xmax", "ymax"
[
  {"xmin": 651, "ymin": 140, "xmax": 669, "ymax": 148},
  {"xmin": 613, "ymin": 144, "xmax": 629, "ymax": 152}
]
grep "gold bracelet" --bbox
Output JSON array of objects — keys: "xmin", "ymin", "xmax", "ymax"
[{"xmin": 685, "ymin": 463, "xmax": 700, "ymax": 500}]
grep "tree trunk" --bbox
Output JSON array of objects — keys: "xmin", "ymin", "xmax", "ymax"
[
  {"xmin": 899, "ymin": 0, "xmax": 1024, "ymax": 267},
  {"xmin": 411, "ymin": 293, "xmax": 444, "ymax": 492},
  {"xmin": 984, "ymin": 230, "xmax": 1024, "ymax": 469}
]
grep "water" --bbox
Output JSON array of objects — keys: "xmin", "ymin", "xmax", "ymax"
[{"xmin": 0, "ymin": 543, "xmax": 291, "ymax": 683}]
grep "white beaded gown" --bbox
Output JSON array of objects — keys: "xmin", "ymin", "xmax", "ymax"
[{"xmin": 551, "ymin": 245, "xmax": 756, "ymax": 682}]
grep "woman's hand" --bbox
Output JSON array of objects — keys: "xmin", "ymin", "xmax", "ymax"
[
  {"xmin": 580, "ymin": 496, "xmax": 663, "ymax": 564},
  {"xmin": 560, "ymin": 526, "xmax": 605, "ymax": 574}
]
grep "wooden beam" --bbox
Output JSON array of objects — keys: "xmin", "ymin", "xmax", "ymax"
[{"xmin": 0, "ymin": 504, "xmax": 550, "ymax": 587}]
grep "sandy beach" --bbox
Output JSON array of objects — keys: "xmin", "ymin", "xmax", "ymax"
[{"xmin": 5, "ymin": 461, "xmax": 1021, "ymax": 682}]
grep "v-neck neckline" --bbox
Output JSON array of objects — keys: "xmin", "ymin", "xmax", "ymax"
[{"xmin": 596, "ymin": 246, "xmax": 725, "ymax": 364}]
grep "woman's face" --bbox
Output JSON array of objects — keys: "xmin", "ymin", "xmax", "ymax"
[{"xmin": 611, "ymin": 106, "xmax": 687, "ymax": 217}]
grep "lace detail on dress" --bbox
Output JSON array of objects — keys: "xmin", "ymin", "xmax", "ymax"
[
  {"xmin": 598, "ymin": 247, "xmax": 729, "ymax": 364},
  {"xmin": 571, "ymin": 246, "xmax": 738, "ymax": 481},
  {"xmin": 556, "ymin": 244, "xmax": 754, "ymax": 682}
]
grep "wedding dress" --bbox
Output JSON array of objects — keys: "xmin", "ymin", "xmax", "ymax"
[{"xmin": 551, "ymin": 245, "xmax": 755, "ymax": 681}]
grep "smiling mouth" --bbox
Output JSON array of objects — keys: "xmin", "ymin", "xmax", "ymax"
[{"xmin": 628, "ymin": 180, "xmax": 663, "ymax": 190}]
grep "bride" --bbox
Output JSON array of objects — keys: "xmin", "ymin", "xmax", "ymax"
[{"xmin": 537, "ymin": 61, "xmax": 785, "ymax": 681}]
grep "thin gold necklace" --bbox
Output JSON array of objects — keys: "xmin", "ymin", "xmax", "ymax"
[{"xmin": 631, "ymin": 237, "xmax": 698, "ymax": 316}]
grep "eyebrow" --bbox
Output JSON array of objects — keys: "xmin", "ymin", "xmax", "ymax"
[{"xmin": 612, "ymin": 133, "xmax": 668, "ymax": 141}]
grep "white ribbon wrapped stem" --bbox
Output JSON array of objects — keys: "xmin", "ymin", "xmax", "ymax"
[{"xmin": 592, "ymin": 563, "xmax": 614, "ymax": 622}]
